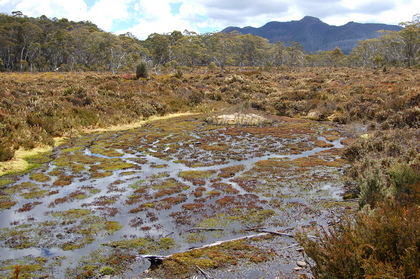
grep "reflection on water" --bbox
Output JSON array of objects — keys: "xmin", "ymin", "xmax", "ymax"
[{"xmin": 0, "ymin": 115, "xmax": 351, "ymax": 277}]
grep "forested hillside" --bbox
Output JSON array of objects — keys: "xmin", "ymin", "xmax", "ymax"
[{"xmin": 0, "ymin": 13, "xmax": 419, "ymax": 73}]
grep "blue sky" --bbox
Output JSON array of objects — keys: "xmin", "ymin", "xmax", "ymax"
[{"xmin": 0, "ymin": 0, "xmax": 419, "ymax": 39}]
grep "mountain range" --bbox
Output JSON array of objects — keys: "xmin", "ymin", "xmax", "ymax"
[{"xmin": 222, "ymin": 16, "xmax": 402, "ymax": 54}]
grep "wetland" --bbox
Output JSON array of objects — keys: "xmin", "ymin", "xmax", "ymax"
[
  {"xmin": 0, "ymin": 113, "xmax": 355, "ymax": 278},
  {"xmin": 1, "ymin": 67, "xmax": 418, "ymax": 278}
]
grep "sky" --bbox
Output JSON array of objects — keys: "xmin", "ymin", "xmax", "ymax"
[{"xmin": 0, "ymin": 0, "xmax": 419, "ymax": 39}]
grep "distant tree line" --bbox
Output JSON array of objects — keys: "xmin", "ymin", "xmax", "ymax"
[{"xmin": 0, "ymin": 12, "xmax": 419, "ymax": 73}]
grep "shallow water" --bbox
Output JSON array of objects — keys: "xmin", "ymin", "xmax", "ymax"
[{"xmin": 0, "ymin": 114, "xmax": 355, "ymax": 278}]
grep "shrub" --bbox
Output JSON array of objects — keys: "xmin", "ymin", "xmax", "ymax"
[
  {"xmin": 74, "ymin": 108, "xmax": 99, "ymax": 127},
  {"xmin": 0, "ymin": 140, "xmax": 14, "ymax": 162},
  {"xmin": 99, "ymin": 266, "xmax": 114, "ymax": 275},
  {"xmin": 26, "ymin": 114, "xmax": 56, "ymax": 135},
  {"xmin": 357, "ymin": 163, "xmax": 387, "ymax": 208},
  {"xmin": 342, "ymin": 128, "xmax": 420, "ymax": 207},
  {"xmin": 298, "ymin": 203, "xmax": 420, "ymax": 279},
  {"xmin": 0, "ymin": 58, "xmax": 5, "ymax": 72},
  {"xmin": 389, "ymin": 163, "xmax": 420, "ymax": 204},
  {"xmin": 136, "ymin": 61, "xmax": 148, "ymax": 79},
  {"xmin": 300, "ymin": 124, "xmax": 420, "ymax": 278},
  {"xmin": 208, "ymin": 61, "xmax": 216, "ymax": 71},
  {"xmin": 174, "ymin": 69, "xmax": 183, "ymax": 79},
  {"xmin": 263, "ymin": 61, "xmax": 273, "ymax": 71},
  {"xmin": 187, "ymin": 90, "xmax": 204, "ymax": 105}
]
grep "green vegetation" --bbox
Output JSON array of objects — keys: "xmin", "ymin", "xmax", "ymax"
[
  {"xmin": 136, "ymin": 61, "xmax": 148, "ymax": 79},
  {"xmin": 298, "ymin": 202, "xmax": 420, "ymax": 278},
  {"xmin": 298, "ymin": 127, "xmax": 420, "ymax": 278},
  {"xmin": 64, "ymin": 249, "xmax": 136, "ymax": 278},
  {"xmin": 29, "ymin": 172, "xmax": 51, "ymax": 182},
  {"xmin": 0, "ymin": 141, "xmax": 14, "ymax": 162},
  {"xmin": 0, "ymin": 65, "xmax": 417, "ymax": 277},
  {"xmin": 152, "ymin": 239, "xmax": 276, "ymax": 277},
  {"xmin": 178, "ymin": 170, "xmax": 215, "ymax": 180},
  {"xmin": 0, "ymin": 13, "xmax": 419, "ymax": 74},
  {"xmin": 0, "ymin": 255, "xmax": 65, "ymax": 279},
  {"xmin": 0, "ymin": 11, "xmax": 419, "ymax": 165},
  {"xmin": 0, "ymin": 10, "xmax": 419, "ymax": 279},
  {"xmin": 104, "ymin": 236, "xmax": 178, "ymax": 253},
  {"xmin": 104, "ymin": 221, "xmax": 123, "ymax": 234}
]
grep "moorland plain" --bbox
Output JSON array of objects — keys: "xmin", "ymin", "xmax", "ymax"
[{"xmin": 0, "ymin": 67, "xmax": 419, "ymax": 278}]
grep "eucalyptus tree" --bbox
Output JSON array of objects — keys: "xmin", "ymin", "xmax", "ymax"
[
  {"xmin": 1, "ymin": 11, "xmax": 419, "ymax": 73},
  {"xmin": 349, "ymin": 38, "xmax": 383, "ymax": 68},
  {"xmin": 26, "ymin": 42, "xmax": 42, "ymax": 71},
  {"xmin": 304, "ymin": 52, "xmax": 320, "ymax": 67},
  {"xmin": 272, "ymin": 41, "xmax": 286, "ymax": 67},
  {"xmin": 203, "ymin": 31, "xmax": 239, "ymax": 71},
  {"xmin": 0, "ymin": 15, "xmax": 18, "ymax": 70},
  {"xmin": 171, "ymin": 31, "xmax": 208, "ymax": 67},
  {"xmin": 67, "ymin": 27, "xmax": 91, "ymax": 70},
  {"xmin": 375, "ymin": 31, "xmax": 405, "ymax": 67},
  {"xmin": 236, "ymin": 34, "xmax": 271, "ymax": 67},
  {"xmin": 284, "ymin": 42, "xmax": 305, "ymax": 71},
  {"xmin": 145, "ymin": 33, "xmax": 172, "ymax": 66},
  {"xmin": 43, "ymin": 29, "xmax": 72, "ymax": 71},
  {"xmin": 398, "ymin": 14, "xmax": 420, "ymax": 66},
  {"xmin": 0, "ymin": 14, "xmax": 43, "ymax": 71},
  {"xmin": 17, "ymin": 21, "xmax": 43, "ymax": 70},
  {"xmin": 117, "ymin": 33, "xmax": 149, "ymax": 72}
]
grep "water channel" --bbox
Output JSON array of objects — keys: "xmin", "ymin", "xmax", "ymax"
[{"xmin": 0, "ymin": 114, "xmax": 355, "ymax": 278}]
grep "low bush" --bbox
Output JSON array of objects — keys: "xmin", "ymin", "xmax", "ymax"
[
  {"xmin": 0, "ymin": 68, "xmax": 418, "ymax": 171},
  {"xmin": 174, "ymin": 69, "xmax": 183, "ymax": 79},
  {"xmin": 0, "ymin": 140, "xmax": 14, "ymax": 161},
  {"xmin": 298, "ymin": 202, "xmax": 420, "ymax": 279},
  {"xmin": 342, "ymin": 128, "xmax": 420, "ymax": 208},
  {"xmin": 300, "ymin": 124, "xmax": 420, "ymax": 278},
  {"xmin": 136, "ymin": 61, "xmax": 148, "ymax": 79}
]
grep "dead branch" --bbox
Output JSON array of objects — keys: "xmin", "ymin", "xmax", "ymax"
[
  {"xmin": 281, "ymin": 243, "xmax": 300, "ymax": 250},
  {"xmin": 196, "ymin": 265, "xmax": 214, "ymax": 279},
  {"xmin": 187, "ymin": 227, "xmax": 225, "ymax": 232},
  {"xmin": 139, "ymin": 229, "xmax": 299, "ymax": 269},
  {"xmin": 248, "ymin": 228, "xmax": 295, "ymax": 238}
]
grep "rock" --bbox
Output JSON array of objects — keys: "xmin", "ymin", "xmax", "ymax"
[
  {"xmin": 206, "ymin": 113, "xmax": 270, "ymax": 126},
  {"xmin": 296, "ymin": 261, "xmax": 307, "ymax": 267},
  {"xmin": 307, "ymin": 110, "xmax": 322, "ymax": 120},
  {"xmin": 294, "ymin": 266, "xmax": 303, "ymax": 271}
]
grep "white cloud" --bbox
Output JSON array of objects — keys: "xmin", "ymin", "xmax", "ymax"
[
  {"xmin": 6, "ymin": 0, "xmax": 88, "ymax": 20},
  {"xmin": 88, "ymin": 0, "xmax": 131, "ymax": 30},
  {"xmin": 324, "ymin": 0, "xmax": 419, "ymax": 25},
  {"xmin": 0, "ymin": 0, "xmax": 418, "ymax": 39},
  {"xmin": 121, "ymin": 0, "xmax": 195, "ymax": 38}
]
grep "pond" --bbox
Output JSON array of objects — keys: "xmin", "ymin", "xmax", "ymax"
[{"xmin": 0, "ymin": 114, "xmax": 356, "ymax": 278}]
